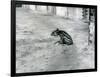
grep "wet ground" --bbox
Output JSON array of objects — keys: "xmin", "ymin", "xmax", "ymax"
[{"xmin": 16, "ymin": 8, "xmax": 94, "ymax": 73}]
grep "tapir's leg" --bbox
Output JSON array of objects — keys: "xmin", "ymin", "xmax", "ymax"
[{"xmin": 54, "ymin": 40, "xmax": 62, "ymax": 44}]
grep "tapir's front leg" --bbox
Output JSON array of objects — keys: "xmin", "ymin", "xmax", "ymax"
[{"xmin": 54, "ymin": 40, "xmax": 62, "ymax": 45}]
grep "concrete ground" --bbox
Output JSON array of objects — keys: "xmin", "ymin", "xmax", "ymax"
[{"xmin": 16, "ymin": 8, "xmax": 95, "ymax": 73}]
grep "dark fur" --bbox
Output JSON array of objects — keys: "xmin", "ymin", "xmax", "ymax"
[{"xmin": 51, "ymin": 28, "xmax": 73, "ymax": 45}]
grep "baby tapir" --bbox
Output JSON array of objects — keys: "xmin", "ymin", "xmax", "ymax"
[{"xmin": 51, "ymin": 28, "xmax": 73, "ymax": 45}]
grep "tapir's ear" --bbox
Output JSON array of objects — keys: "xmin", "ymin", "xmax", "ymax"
[{"xmin": 56, "ymin": 28, "xmax": 59, "ymax": 31}]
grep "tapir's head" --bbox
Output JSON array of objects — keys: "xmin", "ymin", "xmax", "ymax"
[{"xmin": 51, "ymin": 28, "xmax": 59, "ymax": 36}]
